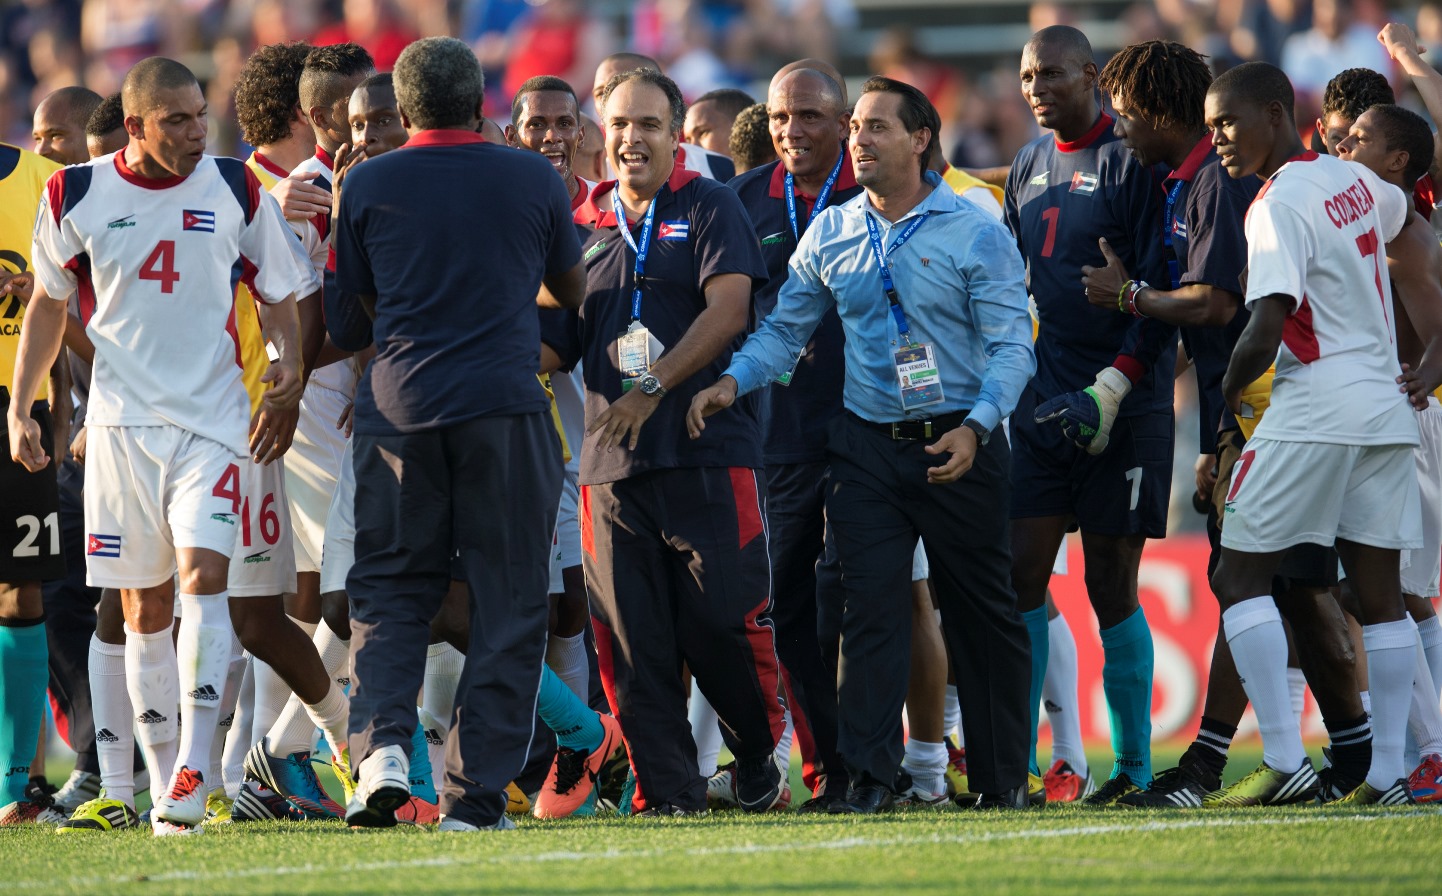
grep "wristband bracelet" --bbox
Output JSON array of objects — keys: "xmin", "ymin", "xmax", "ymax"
[
  {"xmin": 1123, "ymin": 280, "xmax": 1150, "ymax": 318},
  {"xmin": 1116, "ymin": 281, "xmax": 1130, "ymax": 314}
]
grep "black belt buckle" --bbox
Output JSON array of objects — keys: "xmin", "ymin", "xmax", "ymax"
[{"xmin": 889, "ymin": 420, "xmax": 933, "ymax": 440}]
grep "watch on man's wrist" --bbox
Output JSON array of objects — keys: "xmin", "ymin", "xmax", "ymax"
[
  {"xmin": 961, "ymin": 418, "xmax": 990, "ymax": 445},
  {"xmin": 637, "ymin": 373, "xmax": 667, "ymax": 397}
]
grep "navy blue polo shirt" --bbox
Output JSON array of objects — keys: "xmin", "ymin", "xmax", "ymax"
[
  {"xmin": 1004, "ymin": 113, "xmax": 1177, "ymax": 415},
  {"xmin": 334, "ymin": 130, "xmax": 581, "ymax": 436},
  {"xmin": 1165, "ymin": 137, "xmax": 1259, "ymax": 453},
  {"xmin": 542, "ymin": 166, "xmax": 768, "ymax": 485},
  {"xmin": 728, "ymin": 152, "xmax": 863, "ymax": 466}
]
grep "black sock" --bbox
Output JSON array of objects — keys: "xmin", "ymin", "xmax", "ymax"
[
  {"xmin": 1184, "ymin": 716, "xmax": 1236, "ymax": 777},
  {"xmin": 1324, "ymin": 712, "xmax": 1371, "ymax": 781}
]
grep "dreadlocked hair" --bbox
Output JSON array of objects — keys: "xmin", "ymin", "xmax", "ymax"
[{"xmin": 1098, "ymin": 40, "xmax": 1212, "ymax": 133}]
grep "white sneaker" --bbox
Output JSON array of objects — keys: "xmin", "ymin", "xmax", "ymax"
[
  {"xmin": 437, "ymin": 814, "xmax": 516, "ymax": 831},
  {"xmin": 152, "ymin": 766, "xmax": 208, "ymax": 827},
  {"xmin": 52, "ymin": 770, "xmax": 103, "ymax": 814},
  {"xmin": 345, "ymin": 744, "xmax": 410, "ymax": 828}
]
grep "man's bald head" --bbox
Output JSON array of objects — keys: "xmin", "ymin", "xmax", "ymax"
[
  {"xmin": 34, "ymin": 86, "xmax": 102, "ymax": 164},
  {"xmin": 480, "ymin": 117, "xmax": 506, "ymax": 143},
  {"xmin": 1024, "ymin": 25, "xmax": 1094, "ymax": 69},
  {"xmin": 770, "ymin": 58, "xmax": 847, "ymax": 106},
  {"xmin": 768, "ymin": 68, "xmax": 846, "ymax": 115},
  {"xmin": 121, "ymin": 57, "xmax": 199, "ymax": 120}
]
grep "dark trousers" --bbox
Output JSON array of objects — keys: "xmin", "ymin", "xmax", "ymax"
[
  {"xmin": 826, "ymin": 413, "xmax": 1031, "ymax": 793},
  {"xmin": 42, "ymin": 459, "xmax": 99, "ymax": 775},
  {"xmin": 347, "ymin": 413, "xmax": 560, "ymax": 826},
  {"xmin": 764, "ymin": 460, "xmax": 846, "ymax": 794},
  {"xmin": 583, "ymin": 467, "xmax": 786, "ymax": 811}
]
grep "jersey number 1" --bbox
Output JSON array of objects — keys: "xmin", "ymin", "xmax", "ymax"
[{"xmin": 140, "ymin": 240, "xmax": 180, "ymax": 294}]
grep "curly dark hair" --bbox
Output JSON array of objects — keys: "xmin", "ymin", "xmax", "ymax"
[
  {"xmin": 728, "ymin": 103, "xmax": 774, "ymax": 174},
  {"xmin": 1098, "ymin": 40, "xmax": 1212, "ymax": 133},
  {"xmin": 1321, "ymin": 68, "xmax": 1394, "ymax": 122},
  {"xmin": 234, "ymin": 42, "xmax": 311, "ymax": 147},
  {"xmin": 85, "ymin": 92, "xmax": 124, "ymax": 139},
  {"xmin": 299, "ymin": 42, "xmax": 376, "ymax": 113}
]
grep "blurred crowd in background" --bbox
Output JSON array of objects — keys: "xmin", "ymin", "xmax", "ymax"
[{"xmin": 4, "ymin": 0, "xmax": 1441, "ymax": 534}]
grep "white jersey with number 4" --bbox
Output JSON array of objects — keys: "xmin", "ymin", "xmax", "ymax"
[
  {"xmin": 1244, "ymin": 151, "xmax": 1415, "ymax": 447},
  {"xmin": 32, "ymin": 151, "xmax": 314, "ymax": 457}
]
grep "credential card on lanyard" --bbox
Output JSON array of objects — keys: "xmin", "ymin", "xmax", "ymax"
[{"xmin": 894, "ymin": 343, "xmax": 943, "ymax": 410}]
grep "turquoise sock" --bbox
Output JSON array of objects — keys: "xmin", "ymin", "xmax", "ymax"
[
  {"xmin": 537, "ymin": 664, "xmax": 603, "ymax": 752},
  {"xmin": 408, "ymin": 719, "xmax": 437, "ymax": 803},
  {"xmin": 1022, "ymin": 607, "xmax": 1050, "ymax": 777},
  {"xmin": 0, "ymin": 619, "xmax": 48, "ymax": 805},
  {"xmin": 1100, "ymin": 607, "xmax": 1154, "ymax": 787}
]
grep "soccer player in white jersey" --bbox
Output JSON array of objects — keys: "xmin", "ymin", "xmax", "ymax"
[
  {"xmin": 7, "ymin": 58, "xmax": 313, "ymax": 834},
  {"xmin": 1204, "ymin": 62, "xmax": 1442, "ymax": 807}
]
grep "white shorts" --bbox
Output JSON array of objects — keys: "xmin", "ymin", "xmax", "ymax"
[
  {"xmin": 83, "ymin": 425, "xmax": 244, "ymax": 589},
  {"xmin": 285, "ymin": 383, "xmax": 349, "ymax": 573},
  {"xmin": 912, "ymin": 539, "xmax": 929, "ymax": 581},
  {"xmin": 319, "ymin": 440, "xmax": 355, "ymax": 596},
  {"xmin": 228, "ymin": 457, "xmax": 298, "ymax": 597},
  {"xmin": 1221, "ymin": 437, "xmax": 1422, "ymax": 553},
  {"xmin": 1403, "ymin": 400, "xmax": 1442, "ymax": 598},
  {"xmin": 1052, "ymin": 536, "xmax": 1068, "ymax": 576},
  {"xmin": 556, "ymin": 472, "xmax": 581, "ymax": 572},
  {"xmin": 548, "ymin": 526, "xmax": 564, "ymax": 594}
]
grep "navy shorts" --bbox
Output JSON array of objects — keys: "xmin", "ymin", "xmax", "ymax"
[{"xmin": 1009, "ymin": 386, "xmax": 1173, "ymax": 538}]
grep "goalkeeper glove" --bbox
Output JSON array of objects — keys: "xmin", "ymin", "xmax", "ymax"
[{"xmin": 1033, "ymin": 366, "xmax": 1132, "ymax": 455}]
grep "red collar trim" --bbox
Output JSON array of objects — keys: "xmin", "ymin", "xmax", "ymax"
[
  {"xmin": 1166, "ymin": 135, "xmax": 1215, "ymax": 184},
  {"xmin": 1287, "ymin": 150, "xmax": 1320, "ymax": 164},
  {"xmin": 574, "ymin": 166, "xmax": 701, "ymax": 227},
  {"xmin": 569, "ymin": 175, "xmax": 593, "ymax": 211},
  {"xmin": 1055, "ymin": 113, "xmax": 1113, "ymax": 153},
  {"xmin": 315, "ymin": 145, "xmax": 335, "ymax": 168},
  {"xmin": 251, "ymin": 150, "xmax": 290, "ymax": 179},
  {"xmin": 766, "ymin": 146, "xmax": 856, "ymax": 201},
  {"xmin": 403, "ymin": 129, "xmax": 487, "ymax": 148},
  {"xmin": 113, "ymin": 151, "xmax": 189, "ymax": 190}
]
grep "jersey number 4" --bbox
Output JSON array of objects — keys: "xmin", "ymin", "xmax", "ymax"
[{"xmin": 139, "ymin": 240, "xmax": 180, "ymax": 293}]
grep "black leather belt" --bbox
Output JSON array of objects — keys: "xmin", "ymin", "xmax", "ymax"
[{"xmin": 850, "ymin": 410, "xmax": 969, "ymax": 441}]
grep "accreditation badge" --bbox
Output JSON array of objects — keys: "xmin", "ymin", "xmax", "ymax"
[{"xmin": 894, "ymin": 343, "xmax": 944, "ymax": 411}]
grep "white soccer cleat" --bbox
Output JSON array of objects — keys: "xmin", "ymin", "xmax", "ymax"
[
  {"xmin": 345, "ymin": 744, "xmax": 410, "ymax": 828},
  {"xmin": 152, "ymin": 766, "xmax": 208, "ymax": 829}
]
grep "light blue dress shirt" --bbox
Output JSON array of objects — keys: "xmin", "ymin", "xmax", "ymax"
[{"xmin": 726, "ymin": 171, "xmax": 1035, "ymax": 433}]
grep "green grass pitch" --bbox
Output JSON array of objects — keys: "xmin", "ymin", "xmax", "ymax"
[{"xmin": 9, "ymin": 746, "xmax": 1440, "ymax": 896}]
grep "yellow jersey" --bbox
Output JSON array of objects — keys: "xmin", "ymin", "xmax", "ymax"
[
  {"xmin": 1, "ymin": 144, "xmax": 61, "ymax": 401},
  {"xmin": 940, "ymin": 164, "xmax": 1005, "ymax": 211}
]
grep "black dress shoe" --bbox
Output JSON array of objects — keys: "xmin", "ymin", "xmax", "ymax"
[
  {"xmin": 964, "ymin": 783, "xmax": 1028, "ymax": 810},
  {"xmin": 832, "ymin": 782, "xmax": 896, "ymax": 814}
]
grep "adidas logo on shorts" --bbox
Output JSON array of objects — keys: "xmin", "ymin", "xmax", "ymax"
[
  {"xmin": 424, "ymin": 728, "xmax": 444, "ymax": 746},
  {"xmin": 96, "ymin": 728, "xmax": 120, "ymax": 743},
  {"xmin": 1044, "ymin": 700, "xmax": 1063, "ymax": 713},
  {"xmin": 187, "ymin": 684, "xmax": 221, "ymax": 702},
  {"xmin": 138, "ymin": 709, "xmax": 168, "ymax": 724}
]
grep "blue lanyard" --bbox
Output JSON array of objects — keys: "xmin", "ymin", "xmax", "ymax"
[
  {"xmin": 863, "ymin": 210, "xmax": 928, "ymax": 342},
  {"xmin": 784, "ymin": 150, "xmax": 844, "ymax": 242},
  {"xmin": 613, "ymin": 190, "xmax": 658, "ymax": 321},
  {"xmin": 1162, "ymin": 179, "xmax": 1184, "ymax": 289}
]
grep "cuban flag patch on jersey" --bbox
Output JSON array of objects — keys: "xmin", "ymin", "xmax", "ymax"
[
  {"xmin": 1069, "ymin": 172, "xmax": 1099, "ymax": 195},
  {"xmin": 86, "ymin": 534, "xmax": 122, "ymax": 558},
  {"xmin": 183, "ymin": 209, "xmax": 216, "ymax": 232},
  {"xmin": 657, "ymin": 220, "xmax": 689, "ymax": 241}
]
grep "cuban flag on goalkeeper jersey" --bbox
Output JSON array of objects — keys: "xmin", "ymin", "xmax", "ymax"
[{"xmin": 1004, "ymin": 112, "xmax": 1176, "ymax": 417}]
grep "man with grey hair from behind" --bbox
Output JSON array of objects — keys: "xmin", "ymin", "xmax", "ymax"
[{"xmin": 331, "ymin": 36, "xmax": 587, "ymax": 832}]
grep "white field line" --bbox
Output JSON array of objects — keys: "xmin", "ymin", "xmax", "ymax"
[{"xmin": 14, "ymin": 810, "xmax": 1434, "ymax": 890}]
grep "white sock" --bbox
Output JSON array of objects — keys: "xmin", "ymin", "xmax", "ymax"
[
  {"xmin": 1418, "ymin": 615, "xmax": 1442, "ymax": 706},
  {"xmin": 1287, "ymin": 666, "xmax": 1308, "ymax": 730},
  {"xmin": 1044, "ymin": 612, "xmax": 1086, "ymax": 775},
  {"xmin": 417, "ymin": 707, "xmax": 448, "ymax": 784},
  {"xmin": 1223, "ymin": 597, "xmax": 1304, "ymax": 773},
  {"xmin": 314, "ymin": 620, "xmax": 351, "ymax": 692},
  {"xmin": 422, "ymin": 643, "xmax": 464, "ymax": 728},
  {"xmin": 249, "ymin": 659, "xmax": 292, "ymax": 747},
  {"xmin": 175, "ymin": 591, "xmax": 234, "ymax": 777},
  {"xmin": 223, "ymin": 657, "xmax": 254, "ymax": 797},
  {"xmin": 303, "ymin": 683, "xmax": 349, "ymax": 758},
  {"xmin": 901, "ymin": 737, "xmax": 948, "ymax": 795},
  {"xmin": 688, "ymin": 680, "xmax": 723, "ymax": 778},
  {"xmin": 89, "ymin": 635, "xmax": 136, "ymax": 808},
  {"xmin": 943, "ymin": 684, "xmax": 962, "ymax": 746},
  {"xmin": 545, "ymin": 632, "xmax": 589, "ymax": 701},
  {"xmin": 291, "ymin": 615, "xmax": 317, "ymax": 640},
  {"xmin": 774, "ymin": 707, "xmax": 793, "ymax": 777},
  {"xmin": 124, "ymin": 623, "xmax": 179, "ymax": 790},
  {"xmin": 1407, "ymin": 627, "xmax": 1442, "ymax": 758},
  {"xmin": 1363, "ymin": 619, "xmax": 1418, "ymax": 789},
  {"xmin": 207, "ymin": 635, "xmax": 245, "ymax": 791}
]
